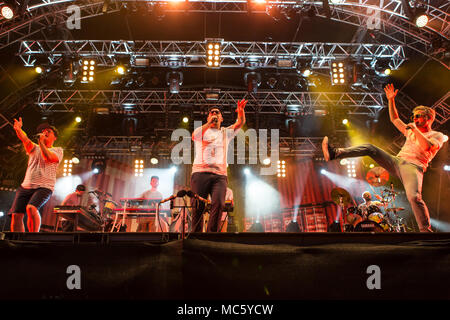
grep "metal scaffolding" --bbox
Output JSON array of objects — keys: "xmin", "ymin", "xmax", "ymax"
[
  {"xmin": 18, "ymin": 40, "xmax": 407, "ymax": 70},
  {"xmin": 1, "ymin": 1, "xmax": 448, "ymax": 68}
]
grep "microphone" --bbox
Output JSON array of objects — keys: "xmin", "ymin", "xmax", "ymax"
[
  {"xmin": 186, "ymin": 190, "xmax": 208, "ymax": 203},
  {"xmin": 160, "ymin": 189, "xmax": 187, "ymax": 204}
]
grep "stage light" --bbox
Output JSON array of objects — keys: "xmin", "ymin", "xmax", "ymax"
[
  {"xmin": 369, "ymin": 163, "xmax": 375, "ymax": 169},
  {"xmin": 443, "ymin": 135, "xmax": 448, "ymax": 143},
  {"xmin": 71, "ymin": 156, "xmax": 80, "ymax": 164},
  {"xmin": 1, "ymin": 5, "xmax": 14, "ymax": 20},
  {"xmin": 263, "ymin": 158, "xmax": 271, "ymax": 165},
  {"xmin": 331, "ymin": 61, "xmax": 346, "ymax": 85},
  {"xmin": 0, "ymin": 211, "xmax": 4, "ymax": 217},
  {"xmin": 384, "ymin": 68, "xmax": 391, "ymax": 76},
  {"xmin": 302, "ymin": 69, "xmax": 312, "ymax": 77},
  {"xmin": 150, "ymin": 157, "xmax": 159, "ymax": 165},
  {"xmin": 35, "ymin": 66, "xmax": 43, "ymax": 74},
  {"xmin": 166, "ymin": 71, "xmax": 183, "ymax": 94},
  {"xmin": 277, "ymin": 160, "xmax": 286, "ymax": 178},
  {"xmin": 414, "ymin": 12, "xmax": 429, "ymax": 28},
  {"xmin": 63, "ymin": 159, "xmax": 73, "ymax": 177},
  {"xmin": 182, "ymin": 116, "xmax": 189, "ymax": 123},
  {"xmin": 444, "ymin": 165, "xmax": 450, "ymax": 172},
  {"xmin": 91, "ymin": 159, "xmax": 106, "ymax": 174},
  {"xmin": 206, "ymin": 41, "xmax": 221, "ymax": 68},
  {"xmin": 340, "ymin": 159, "xmax": 348, "ymax": 166},
  {"xmin": 267, "ymin": 77, "xmax": 277, "ymax": 89},
  {"xmin": 320, "ymin": 169, "xmax": 326, "ymax": 174},
  {"xmin": 75, "ymin": 116, "xmax": 82, "ymax": 123},
  {"xmin": 244, "ymin": 72, "xmax": 261, "ymax": 94},
  {"xmin": 243, "ymin": 168, "xmax": 251, "ymax": 175},
  {"xmin": 134, "ymin": 159, "xmax": 144, "ymax": 177},
  {"xmin": 116, "ymin": 66, "xmax": 126, "ymax": 75},
  {"xmin": 342, "ymin": 119, "xmax": 349, "ymax": 125},
  {"xmin": 81, "ymin": 59, "xmax": 96, "ymax": 83}
]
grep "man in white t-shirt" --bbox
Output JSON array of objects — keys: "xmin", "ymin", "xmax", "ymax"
[
  {"xmin": 190, "ymin": 100, "xmax": 247, "ymax": 232},
  {"xmin": 322, "ymin": 84, "xmax": 446, "ymax": 232},
  {"xmin": 9, "ymin": 120, "xmax": 63, "ymax": 232}
]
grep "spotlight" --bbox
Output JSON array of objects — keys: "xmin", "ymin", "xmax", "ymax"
[
  {"xmin": 263, "ymin": 158, "xmax": 271, "ymax": 165},
  {"xmin": 182, "ymin": 116, "xmax": 189, "ymax": 124},
  {"xmin": 91, "ymin": 159, "xmax": 106, "ymax": 174},
  {"xmin": 302, "ymin": 69, "xmax": 312, "ymax": 77},
  {"xmin": 444, "ymin": 165, "xmax": 450, "ymax": 172},
  {"xmin": 414, "ymin": 11, "xmax": 429, "ymax": 28},
  {"xmin": 369, "ymin": 163, "xmax": 375, "ymax": 169},
  {"xmin": 340, "ymin": 159, "xmax": 348, "ymax": 166},
  {"xmin": 150, "ymin": 157, "xmax": 159, "ymax": 165},
  {"xmin": 75, "ymin": 116, "xmax": 82, "ymax": 123},
  {"xmin": 243, "ymin": 168, "xmax": 251, "ymax": 175},
  {"xmin": 320, "ymin": 169, "xmax": 326, "ymax": 174},
  {"xmin": 342, "ymin": 119, "xmax": 349, "ymax": 125},
  {"xmin": 71, "ymin": 156, "xmax": 80, "ymax": 164},
  {"xmin": 244, "ymin": 72, "xmax": 261, "ymax": 94},
  {"xmin": 1, "ymin": 5, "xmax": 14, "ymax": 20},
  {"xmin": 384, "ymin": 68, "xmax": 391, "ymax": 76},
  {"xmin": 170, "ymin": 166, "xmax": 178, "ymax": 173},
  {"xmin": 35, "ymin": 66, "xmax": 43, "ymax": 74},
  {"xmin": 116, "ymin": 66, "xmax": 126, "ymax": 75}
]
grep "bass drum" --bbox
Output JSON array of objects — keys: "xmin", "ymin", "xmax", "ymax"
[{"xmin": 354, "ymin": 220, "xmax": 384, "ymax": 233}]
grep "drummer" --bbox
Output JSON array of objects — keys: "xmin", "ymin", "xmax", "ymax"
[{"xmin": 358, "ymin": 191, "xmax": 386, "ymax": 219}]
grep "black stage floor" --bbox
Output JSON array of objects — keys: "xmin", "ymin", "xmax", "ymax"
[{"xmin": 1, "ymin": 232, "xmax": 449, "ymax": 301}]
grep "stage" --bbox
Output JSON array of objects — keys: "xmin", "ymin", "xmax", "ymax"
[{"xmin": 1, "ymin": 231, "xmax": 449, "ymax": 301}]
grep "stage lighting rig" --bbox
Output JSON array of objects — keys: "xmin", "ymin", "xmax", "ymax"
[
  {"xmin": 330, "ymin": 61, "xmax": 347, "ymax": 85},
  {"xmin": 0, "ymin": 0, "xmax": 28, "ymax": 20},
  {"xmin": 91, "ymin": 158, "xmax": 106, "ymax": 174},
  {"xmin": 81, "ymin": 59, "xmax": 96, "ymax": 83},
  {"xmin": 206, "ymin": 40, "xmax": 222, "ymax": 68}
]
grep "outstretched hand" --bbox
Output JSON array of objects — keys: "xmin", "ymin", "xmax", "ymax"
[
  {"xmin": 13, "ymin": 117, "xmax": 23, "ymax": 131},
  {"xmin": 384, "ymin": 83, "xmax": 398, "ymax": 100},
  {"xmin": 236, "ymin": 99, "xmax": 247, "ymax": 113}
]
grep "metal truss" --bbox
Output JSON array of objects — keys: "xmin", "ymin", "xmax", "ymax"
[
  {"xmin": 1, "ymin": 1, "xmax": 448, "ymax": 68},
  {"xmin": 18, "ymin": 39, "xmax": 407, "ymax": 70},
  {"xmin": 35, "ymin": 89, "xmax": 396, "ymax": 117}
]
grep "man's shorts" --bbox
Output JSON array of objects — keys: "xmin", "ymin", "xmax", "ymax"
[{"xmin": 9, "ymin": 186, "xmax": 53, "ymax": 215}]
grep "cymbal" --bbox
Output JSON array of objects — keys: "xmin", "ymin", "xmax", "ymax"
[
  {"xmin": 331, "ymin": 187, "xmax": 352, "ymax": 206},
  {"xmin": 366, "ymin": 167, "xmax": 389, "ymax": 187}
]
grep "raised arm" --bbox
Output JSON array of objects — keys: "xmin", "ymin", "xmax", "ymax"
[
  {"xmin": 384, "ymin": 84, "xmax": 407, "ymax": 135},
  {"xmin": 230, "ymin": 99, "xmax": 247, "ymax": 131},
  {"xmin": 13, "ymin": 117, "xmax": 35, "ymax": 154}
]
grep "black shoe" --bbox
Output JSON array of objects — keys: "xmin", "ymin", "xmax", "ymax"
[{"xmin": 322, "ymin": 136, "xmax": 336, "ymax": 161}]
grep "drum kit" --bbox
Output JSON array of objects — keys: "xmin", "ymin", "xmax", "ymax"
[{"xmin": 331, "ymin": 166, "xmax": 408, "ymax": 233}]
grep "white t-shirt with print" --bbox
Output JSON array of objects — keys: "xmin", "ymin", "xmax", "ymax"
[{"xmin": 192, "ymin": 126, "xmax": 238, "ymax": 176}]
